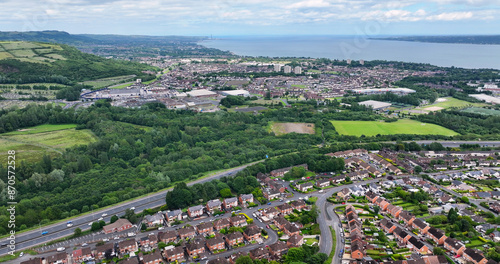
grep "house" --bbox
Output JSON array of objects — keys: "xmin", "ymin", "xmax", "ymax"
[
  {"xmin": 388, "ymin": 204, "xmax": 403, "ymax": 218},
  {"xmin": 435, "ymin": 174, "xmax": 452, "ymax": 182},
  {"xmin": 269, "ymin": 241, "xmax": 288, "ymax": 257},
  {"xmin": 297, "ymin": 182, "xmax": 314, "ymax": 192},
  {"xmin": 166, "ymin": 209, "xmax": 182, "ymax": 222},
  {"xmin": 223, "ymin": 197, "xmax": 238, "ymax": 209},
  {"xmin": 229, "ymin": 252, "xmax": 247, "ymax": 264},
  {"xmin": 262, "ymin": 207, "xmax": 280, "ymax": 220},
  {"xmin": 122, "ymin": 257, "xmax": 139, "ymax": 264},
  {"xmin": 178, "ymin": 226, "xmax": 196, "ymax": 239},
  {"xmin": 72, "ymin": 247, "xmax": 92, "ymax": 263},
  {"xmin": 474, "ymin": 192, "xmax": 492, "ymax": 199},
  {"xmin": 243, "ymin": 225, "xmax": 261, "ymax": 241},
  {"xmin": 287, "ymin": 234, "xmax": 304, "ymax": 247},
  {"xmin": 196, "ymin": 222, "xmax": 215, "ymax": 236},
  {"xmin": 438, "ymin": 194, "xmax": 455, "ymax": 204},
  {"xmin": 239, "ymin": 194, "xmax": 254, "ymax": 205},
  {"xmin": 225, "ymin": 232, "xmax": 244, "ymax": 247},
  {"xmin": 214, "ymin": 218, "xmax": 231, "ymax": 230},
  {"xmin": 21, "ymin": 258, "xmax": 43, "ymax": 264},
  {"xmin": 268, "ymin": 181, "xmax": 286, "ymax": 193},
  {"xmin": 490, "ymin": 231, "xmax": 500, "ymax": 242},
  {"xmin": 164, "ymin": 246, "xmax": 185, "ymax": 262},
  {"xmin": 379, "ymin": 218, "xmax": 397, "ymax": 234},
  {"xmin": 119, "ymin": 239, "xmax": 138, "ymax": 254},
  {"xmin": 144, "ymin": 213, "xmax": 164, "ymax": 227},
  {"xmin": 412, "ymin": 219, "xmax": 430, "ymax": 234},
  {"xmin": 95, "ymin": 242, "xmax": 115, "ymax": 260},
  {"xmin": 408, "ymin": 236, "xmax": 429, "ymax": 254},
  {"xmin": 274, "ymin": 217, "xmax": 292, "ymax": 230},
  {"xmin": 206, "ymin": 236, "xmax": 225, "ymax": 252},
  {"xmin": 284, "ymin": 223, "xmax": 301, "ymax": 237},
  {"xmin": 427, "ymin": 227, "xmax": 447, "ymax": 245},
  {"xmin": 142, "ymin": 251, "xmax": 163, "ymax": 264},
  {"xmin": 491, "ymin": 202, "xmax": 500, "ymax": 213},
  {"xmin": 140, "ymin": 236, "xmax": 151, "ymax": 248},
  {"xmin": 379, "ymin": 199, "xmax": 390, "ymax": 211},
  {"xmin": 434, "ymin": 164, "xmax": 447, "ymax": 170},
  {"xmin": 365, "ymin": 191, "xmax": 379, "ymax": 203},
  {"xmin": 250, "ymin": 247, "xmax": 270, "ymax": 260},
  {"xmin": 331, "ymin": 175, "xmax": 346, "ymax": 184},
  {"xmin": 207, "ymin": 199, "xmax": 222, "ymax": 213},
  {"xmin": 351, "ymin": 241, "xmax": 365, "ymax": 259},
  {"xmin": 399, "ymin": 211, "xmax": 415, "ymax": 226},
  {"xmin": 395, "ymin": 228, "xmax": 412, "ymax": 244},
  {"xmin": 208, "ymin": 257, "xmax": 230, "ymax": 264},
  {"xmin": 186, "ymin": 238, "xmax": 206, "ymax": 257},
  {"xmin": 463, "ymin": 248, "xmax": 488, "ymax": 264},
  {"xmin": 158, "ymin": 230, "xmax": 177, "ymax": 243},
  {"xmin": 188, "ymin": 205, "xmax": 204, "ymax": 218},
  {"xmin": 46, "ymin": 252, "xmax": 68, "ymax": 264},
  {"xmin": 103, "ymin": 218, "xmax": 133, "ymax": 234},
  {"xmin": 229, "ymin": 215, "xmax": 247, "ymax": 227},
  {"xmin": 337, "ymin": 188, "xmax": 352, "ymax": 200},
  {"xmin": 422, "ymin": 255, "xmax": 449, "ymax": 264},
  {"xmin": 444, "ymin": 237, "xmax": 465, "ymax": 256},
  {"xmin": 277, "ymin": 203, "xmax": 293, "ymax": 215},
  {"xmin": 263, "ymin": 188, "xmax": 281, "ymax": 200},
  {"xmin": 316, "ymin": 179, "xmax": 331, "ymax": 188},
  {"xmin": 290, "ymin": 199, "xmax": 307, "ymax": 211}
]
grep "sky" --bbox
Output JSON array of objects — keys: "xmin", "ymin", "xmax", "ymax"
[{"xmin": 1, "ymin": 0, "xmax": 499, "ymax": 36}]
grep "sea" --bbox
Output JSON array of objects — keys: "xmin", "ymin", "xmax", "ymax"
[{"xmin": 200, "ymin": 35, "xmax": 500, "ymax": 70}]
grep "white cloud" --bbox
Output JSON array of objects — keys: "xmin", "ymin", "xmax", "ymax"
[
  {"xmin": 288, "ymin": 0, "xmax": 331, "ymax": 9},
  {"xmin": 426, "ymin": 11, "xmax": 474, "ymax": 20}
]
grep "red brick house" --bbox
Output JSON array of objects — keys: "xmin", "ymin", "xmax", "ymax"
[
  {"xmin": 408, "ymin": 237, "xmax": 430, "ymax": 254},
  {"xmin": 164, "ymin": 246, "xmax": 185, "ymax": 262},
  {"xmin": 427, "ymin": 227, "xmax": 447, "ymax": 245},
  {"xmin": 262, "ymin": 207, "xmax": 279, "ymax": 220},
  {"xmin": 229, "ymin": 215, "xmax": 247, "ymax": 227},
  {"xmin": 142, "ymin": 251, "xmax": 163, "ymax": 264},
  {"xmin": 394, "ymin": 228, "xmax": 411, "ymax": 244},
  {"xmin": 379, "ymin": 218, "xmax": 397, "ymax": 234},
  {"xmin": 287, "ymin": 234, "xmax": 304, "ymax": 247},
  {"xmin": 243, "ymin": 225, "xmax": 261, "ymax": 242},
  {"xmin": 196, "ymin": 222, "xmax": 215, "ymax": 236},
  {"xmin": 463, "ymin": 248, "xmax": 488, "ymax": 264},
  {"xmin": 412, "ymin": 219, "xmax": 430, "ymax": 234},
  {"xmin": 269, "ymin": 241, "xmax": 288, "ymax": 257},
  {"xmin": 276, "ymin": 203, "xmax": 293, "ymax": 215},
  {"xmin": 178, "ymin": 226, "xmax": 196, "ymax": 240},
  {"xmin": 250, "ymin": 247, "xmax": 270, "ymax": 260},
  {"xmin": 290, "ymin": 200, "xmax": 307, "ymax": 211},
  {"xmin": 95, "ymin": 243, "xmax": 115, "ymax": 260},
  {"xmin": 365, "ymin": 192, "xmax": 379, "ymax": 203},
  {"xmin": 274, "ymin": 217, "xmax": 291, "ymax": 230},
  {"xmin": 351, "ymin": 241, "xmax": 364, "ymax": 259},
  {"xmin": 158, "ymin": 230, "xmax": 177, "ymax": 243},
  {"xmin": 283, "ymin": 223, "xmax": 301, "ymax": 237},
  {"xmin": 103, "ymin": 219, "xmax": 133, "ymax": 234},
  {"xmin": 239, "ymin": 194, "xmax": 254, "ymax": 205},
  {"xmin": 223, "ymin": 197, "xmax": 238, "ymax": 209},
  {"xmin": 186, "ymin": 238, "xmax": 206, "ymax": 257},
  {"xmin": 399, "ymin": 211, "xmax": 415, "ymax": 226},
  {"xmin": 72, "ymin": 247, "xmax": 92, "ymax": 263},
  {"xmin": 47, "ymin": 252, "xmax": 68, "ymax": 264},
  {"xmin": 119, "ymin": 239, "xmax": 138, "ymax": 254},
  {"xmin": 206, "ymin": 236, "xmax": 225, "ymax": 252},
  {"xmin": 224, "ymin": 232, "xmax": 244, "ymax": 247},
  {"xmin": 214, "ymin": 218, "xmax": 231, "ymax": 230},
  {"xmin": 444, "ymin": 237, "xmax": 466, "ymax": 256},
  {"xmin": 21, "ymin": 258, "xmax": 43, "ymax": 264},
  {"xmin": 188, "ymin": 205, "xmax": 204, "ymax": 218},
  {"xmin": 207, "ymin": 199, "xmax": 222, "ymax": 213}
]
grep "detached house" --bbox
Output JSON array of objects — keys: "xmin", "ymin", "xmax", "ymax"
[
  {"xmin": 206, "ymin": 236, "xmax": 225, "ymax": 252},
  {"xmin": 164, "ymin": 246, "xmax": 185, "ymax": 262},
  {"xmin": 277, "ymin": 203, "xmax": 293, "ymax": 215},
  {"xmin": 225, "ymin": 232, "xmax": 244, "ymax": 247},
  {"xmin": 144, "ymin": 213, "xmax": 164, "ymax": 227},
  {"xmin": 297, "ymin": 182, "xmax": 314, "ymax": 192},
  {"xmin": 207, "ymin": 199, "xmax": 222, "ymax": 213},
  {"xmin": 316, "ymin": 179, "xmax": 331, "ymax": 188},
  {"xmin": 103, "ymin": 219, "xmax": 133, "ymax": 234},
  {"xmin": 244, "ymin": 225, "xmax": 261, "ymax": 242},
  {"xmin": 223, "ymin": 197, "xmax": 238, "ymax": 209},
  {"xmin": 188, "ymin": 205, "xmax": 204, "ymax": 218},
  {"xmin": 239, "ymin": 194, "xmax": 254, "ymax": 205},
  {"xmin": 166, "ymin": 209, "xmax": 182, "ymax": 222}
]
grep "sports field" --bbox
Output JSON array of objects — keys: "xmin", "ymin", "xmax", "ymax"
[
  {"xmin": 331, "ymin": 119, "xmax": 459, "ymax": 137},
  {"xmin": 0, "ymin": 124, "xmax": 97, "ymax": 162}
]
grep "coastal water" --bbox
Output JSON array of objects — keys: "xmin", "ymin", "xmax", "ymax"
[{"xmin": 201, "ymin": 36, "xmax": 500, "ymax": 70}]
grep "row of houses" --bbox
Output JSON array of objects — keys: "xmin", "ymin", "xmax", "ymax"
[
  {"xmin": 345, "ymin": 205, "xmax": 366, "ymax": 259},
  {"xmin": 367, "ymin": 192, "xmax": 493, "ymax": 264},
  {"xmin": 186, "ymin": 194, "xmax": 254, "ymax": 218}
]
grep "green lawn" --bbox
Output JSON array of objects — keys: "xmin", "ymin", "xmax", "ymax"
[
  {"xmin": 418, "ymin": 97, "xmax": 486, "ymax": 110},
  {"xmin": 291, "ymin": 84, "xmax": 306, "ymax": 89},
  {"xmin": 3, "ymin": 124, "xmax": 77, "ymax": 135},
  {"xmin": 305, "ymin": 238, "xmax": 319, "ymax": 246},
  {"xmin": 330, "ymin": 119, "xmax": 459, "ymax": 137}
]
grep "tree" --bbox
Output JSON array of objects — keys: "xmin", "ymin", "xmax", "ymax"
[
  {"xmin": 414, "ymin": 166, "xmax": 423, "ymax": 174},
  {"xmin": 73, "ymin": 227, "xmax": 82, "ymax": 237},
  {"xmin": 373, "ymin": 206, "xmax": 380, "ymax": 216},
  {"xmin": 110, "ymin": 215, "xmax": 118, "ymax": 223},
  {"xmin": 141, "ymin": 223, "xmax": 147, "ymax": 231},
  {"xmin": 433, "ymin": 247, "xmax": 445, "ymax": 255},
  {"xmin": 447, "ymin": 208, "xmax": 458, "ymax": 225},
  {"xmin": 220, "ymin": 188, "xmax": 233, "ymax": 198},
  {"xmin": 235, "ymin": 255, "xmax": 254, "ymax": 264},
  {"xmin": 91, "ymin": 222, "xmax": 100, "ymax": 231}
]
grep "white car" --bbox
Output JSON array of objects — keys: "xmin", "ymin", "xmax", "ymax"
[
  {"xmin": 98, "ymin": 217, "xmax": 103, "ymax": 221},
  {"xmin": 319, "ymin": 190, "xmax": 324, "ymax": 193},
  {"xmin": 88, "ymin": 222, "xmax": 93, "ymax": 226},
  {"xmin": 56, "ymin": 247, "xmax": 65, "ymax": 252},
  {"xmin": 102, "ymin": 213, "xmax": 108, "ymax": 217},
  {"xmin": 114, "ymin": 236, "xmax": 120, "ymax": 240},
  {"xmin": 102, "ymin": 238, "xmax": 109, "ymax": 242},
  {"xmin": 81, "ymin": 243, "xmax": 88, "ymax": 247},
  {"xmin": 130, "ymin": 207, "xmax": 135, "ymax": 210}
]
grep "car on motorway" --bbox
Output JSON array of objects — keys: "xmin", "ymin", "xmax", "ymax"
[
  {"xmin": 41, "ymin": 231, "xmax": 48, "ymax": 235},
  {"xmin": 66, "ymin": 221, "xmax": 73, "ymax": 227},
  {"xmin": 98, "ymin": 217, "xmax": 104, "ymax": 221},
  {"xmin": 19, "ymin": 252, "xmax": 24, "ymax": 257},
  {"xmin": 102, "ymin": 213, "xmax": 108, "ymax": 217},
  {"xmin": 130, "ymin": 207, "xmax": 135, "ymax": 210}
]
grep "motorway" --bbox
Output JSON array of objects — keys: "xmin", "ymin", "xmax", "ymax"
[
  {"xmin": 412, "ymin": 140, "xmax": 500, "ymax": 148},
  {"xmin": 0, "ymin": 161, "xmax": 262, "ymax": 256}
]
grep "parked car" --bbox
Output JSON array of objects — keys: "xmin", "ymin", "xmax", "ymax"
[
  {"xmin": 102, "ymin": 238, "xmax": 109, "ymax": 242},
  {"xmin": 267, "ymin": 202, "xmax": 271, "ymax": 205},
  {"xmin": 81, "ymin": 243, "xmax": 88, "ymax": 247},
  {"xmin": 57, "ymin": 247, "xmax": 65, "ymax": 252}
]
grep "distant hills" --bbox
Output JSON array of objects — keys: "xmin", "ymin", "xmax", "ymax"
[
  {"xmin": 0, "ymin": 40, "xmax": 157, "ymax": 84},
  {"xmin": 373, "ymin": 35, "xmax": 500, "ymax": 45}
]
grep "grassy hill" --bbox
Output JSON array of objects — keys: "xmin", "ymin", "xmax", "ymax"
[{"xmin": 0, "ymin": 40, "xmax": 157, "ymax": 84}]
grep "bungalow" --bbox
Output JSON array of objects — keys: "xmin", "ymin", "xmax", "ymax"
[
  {"xmin": 287, "ymin": 234, "xmax": 304, "ymax": 248},
  {"xmin": 186, "ymin": 238, "xmax": 206, "ymax": 257},
  {"xmin": 214, "ymin": 218, "xmax": 231, "ymax": 230},
  {"xmin": 368, "ymin": 166, "xmax": 382, "ymax": 177},
  {"xmin": 243, "ymin": 225, "xmax": 261, "ymax": 242},
  {"xmin": 239, "ymin": 194, "xmax": 254, "ymax": 205},
  {"xmin": 427, "ymin": 227, "xmax": 447, "ymax": 245},
  {"xmin": 290, "ymin": 199, "xmax": 307, "ymax": 211},
  {"xmin": 158, "ymin": 230, "xmax": 177, "ymax": 243},
  {"xmin": 207, "ymin": 199, "xmax": 222, "ymax": 213},
  {"xmin": 250, "ymin": 247, "xmax": 270, "ymax": 260},
  {"xmin": 229, "ymin": 215, "xmax": 247, "ymax": 227},
  {"xmin": 103, "ymin": 219, "xmax": 133, "ymax": 234},
  {"xmin": 408, "ymin": 236, "xmax": 429, "ymax": 254},
  {"xmin": 196, "ymin": 222, "xmax": 215, "ymax": 236},
  {"xmin": 277, "ymin": 203, "xmax": 293, "ymax": 215},
  {"xmin": 225, "ymin": 232, "xmax": 244, "ymax": 247},
  {"xmin": 95, "ymin": 242, "xmax": 115, "ymax": 260},
  {"xmin": 435, "ymin": 174, "xmax": 452, "ymax": 182},
  {"xmin": 297, "ymin": 182, "xmax": 314, "ymax": 192},
  {"xmin": 434, "ymin": 164, "xmax": 448, "ymax": 170},
  {"xmin": 143, "ymin": 213, "xmax": 164, "ymax": 227},
  {"xmin": 72, "ymin": 247, "xmax": 92, "ymax": 263},
  {"xmin": 316, "ymin": 179, "xmax": 331, "ymax": 188},
  {"xmin": 223, "ymin": 197, "xmax": 238, "ymax": 209},
  {"xmin": 206, "ymin": 236, "xmax": 225, "ymax": 252},
  {"xmin": 142, "ymin": 251, "xmax": 163, "ymax": 264},
  {"xmin": 46, "ymin": 252, "xmax": 68, "ymax": 264},
  {"xmin": 119, "ymin": 239, "xmax": 138, "ymax": 254},
  {"xmin": 166, "ymin": 209, "xmax": 182, "ymax": 222},
  {"xmin": 438, "ymin": 194, "xmax": 455, "ymax": 204},
  {"xmin": 463, "ymin": 248, "xmax": 488, "ymax": 264},
  {"xmin": 331, "ymin": 175, "xmax": 346, "ymax": 184},
  {"xmin": 444, "ymin": 237, "xmax": 465, "ymax": 256},
  {"xmin": 387, "ymin": 165, "xmax": 402, "ymax": 175},
  {"xmin": 178, "ymin": 226, "xmax": 196, "ymax": 240},
  {"xmin": 188, "ymin": 205, "xmax": 204, "ymax": 218},
  {"xmin": 164, "ymin": 246, "xmax": 185, "ymax": 262},
  {"xmin": 269, "ymin": 241, "xmax": 288, "ymax": 257},
  {"xmin": 464, "ymin": 161, "xmax": 477, "ymax": 168}
]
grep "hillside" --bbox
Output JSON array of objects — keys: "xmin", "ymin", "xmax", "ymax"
[{"xmin": 0, "ymin": 41, "xmax": 157, "ymax": 84}]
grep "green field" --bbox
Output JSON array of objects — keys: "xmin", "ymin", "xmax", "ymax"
[
  {"xmin": 415, "ymin": 97, "xmax": 486, "ymax": 112},
  {"xmin": 291, "ymin": 84, "xmax": 306, "ymax": 89},
  {"xmin": 0, "ymin": 124, "xmax": 97, "ymax": 162},
  {"xmin": 81, "ymin": 75, "xmax": 136, "ymax": 89},
  {"xmin": 461, "ymin": 107, "xmax": 500, "ymax": 116},
  {"xmin": 331, "ymin": 119, "xmax": 459, "ymax": 136}
]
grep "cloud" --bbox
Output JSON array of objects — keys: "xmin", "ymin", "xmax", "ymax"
[
  {"xmin": 287, "ymin": 0, "xmax": 331, "ymax": 9},
  {"xmin": 426, "ymin": 11, "xmax": 474, "ymax": 21}
]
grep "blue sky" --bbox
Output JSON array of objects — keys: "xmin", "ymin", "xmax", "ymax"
[{"xmin": 1, "ymin": 0, "xmax": 499, "ymax": 36}]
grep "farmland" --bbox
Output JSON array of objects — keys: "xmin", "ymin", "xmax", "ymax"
[
  {"xmin": 330, "ymin": 119, "xmax": 459, "ymax": 137},
  {"xmin": 269, "ymin": 122, "xmax": 315, "ymax": 135},
  {"xmin": 0, "ymin": 124, "xmax": 97, "ymax": 162}
]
